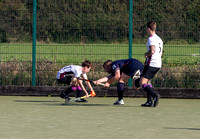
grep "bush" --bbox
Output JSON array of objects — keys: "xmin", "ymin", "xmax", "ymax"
[{"xmin": 0, "ymin": 60, "xmax": 199, "ymax": 88}]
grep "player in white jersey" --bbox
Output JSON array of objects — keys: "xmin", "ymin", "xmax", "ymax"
[
  {"xmin": 140, "ymin": 21, "xmax": 163, "ymax": 107},
  {"xmin": 57, "ymin": 61, "xmax": 95, "ymax": 102}
]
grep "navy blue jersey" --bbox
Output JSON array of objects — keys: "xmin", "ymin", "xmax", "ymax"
[{"xmin": 110, "ymin": 58, "xmax": 143, "ymax": 77}]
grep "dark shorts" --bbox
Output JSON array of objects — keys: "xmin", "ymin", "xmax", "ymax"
[
  {"xmin": 134, "ymin": 78, "xmax": 140, "ymax": 88},
  {"xmin": 141, "ymin": 65, "xmax": 160, "ymax": 80},
  {"xmin": 57, "ymin": 76, "xmax": 72, "ymax": 85},
  {"xmin": 122, "ymin": 59, "xmax": 144, "ymax": 78}
]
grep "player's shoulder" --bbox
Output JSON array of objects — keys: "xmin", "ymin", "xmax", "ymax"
[
  {"xmin": 112, "ymin": 60, "xmax": 118, "ymax": 65},
  {"xmin": 149, "ymin": 34, "xmax": 163, "ymax": 43},
  {"xmin": 111, "ymin": 61, "xmax": 119, "ymax": 70},
  {"xmin": 71, "ymin": 65, "xmax": 81, "ymax": 71},
  {"xmin": 147, "ymin": 35, "xmax": 154, "ymax": 42},
  {"xmin": 74, "ymin": 65, "xmax": 81, "ymax": 69},
  {"xmin": 154, "ymin": 34, "xmax": 163, "ymax": 41},
  {"xmin": 111, "ymin": 62, "xmax": 117, "ymax": 69},
  {"xmin": 149, "ymin": 34, "xmax": 157, "ymax": 40}
]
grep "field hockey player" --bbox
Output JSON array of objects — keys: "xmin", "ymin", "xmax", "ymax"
[
  {"xmin": 56, "ymin": 60, "xmax": 95, "ymax": 103},
  {"xmin": 140, "ymin": 21, "xmax": 163, "ymax": 107},
  {"xmin": 95, "ymin": 58, "xmax": 143, "ymax": 105}
]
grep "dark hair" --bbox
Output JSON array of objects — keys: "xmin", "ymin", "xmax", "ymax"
[
  {"xmin": 103, "ymin": 60, "xmax": 113, "ymax": 69},
  {"xmin": 82, "ymin": 60, "xmax": 92, "ymax": 68},
  {"xmin": 147, "ymin": 21, "xmax": 156, "ymax": 31}
]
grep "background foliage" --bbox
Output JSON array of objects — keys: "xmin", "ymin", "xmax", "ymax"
[
  {"xmin": 1, "ymin": 0, "xmax": 199, "ymax": 44},
  {"xmin": 0, "ymin": 0, "xmax": 199, "ymax": 88}
]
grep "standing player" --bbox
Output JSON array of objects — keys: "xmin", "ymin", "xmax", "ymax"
[
  {"xmin": 95, "ymin": 58, "xmax": 143, "ymax": 105},
  {"xmin": 140, "ymin": 21, "xmax": 163, "ymax": 107},
  {"xmin": 57, "ymin": 60, "xmax": 95, "ymax": 102}
]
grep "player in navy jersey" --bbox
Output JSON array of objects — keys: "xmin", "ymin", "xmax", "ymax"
[
  {"xmin": 139, "ymin": 21, "xmax": 163, "ymax": 107},
  {"xmin": 57, "ymin": 61, "xmax": 95, "ymax": 102},
  {"xmin": 95, "ymin": 58, "xmax": 143, "ymax": 105}
]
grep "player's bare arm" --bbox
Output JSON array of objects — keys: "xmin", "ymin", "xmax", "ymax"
[
  {"xmin": 105, "ymin": 70, "xmax": 120, "ymax": 87},
  {"xmin": 77, "ymin": 79, "xmax": 89, "ymax": 97},
  {"xmin": 83, "ymin": 76, "xmax": 94, "ymax": 92},
  {"xmin": 145, "ymin": 45, "xmax": 155, "ymax": 58},
  {"xmin": 95, "ymin": 76, "xmax": 109, "ymax": 85}
]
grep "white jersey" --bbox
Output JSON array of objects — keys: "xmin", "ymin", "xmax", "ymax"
[
  {"xmin": 145, "ymin": 34, "xmax": 163, "ymax": 68},
  {"xmin": 56, "ymin": 65, "xmax": 87, "ymax": 79}
]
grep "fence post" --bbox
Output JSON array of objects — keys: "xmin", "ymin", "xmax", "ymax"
[
  {"xmin": 128, "ymin": 0, "xmax": 133, "ymax": 87},
  {"xmin": 32, "ymin": 0, "xmax": 37, "ymax": 86}
]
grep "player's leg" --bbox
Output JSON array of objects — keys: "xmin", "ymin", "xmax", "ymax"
[
  {"xmin": 75, "ymin": 86, "xmax": 88, "ymax": 102},
  {"xmin": 73, "ymin": 79, "xmax": 87, "ymax": 102},
  {"xmin": 59, "ymin": 76, "xmax": 73, "ymax": 101},
  {"xmin": 133, "ymin": 77, "xmax": 140, "ymax": 90},
  {"xmin": 147, "ymin": 80, "xmax": 153, "ymax": 103},
  {"xmin": 127, "ymin": 59, "xmax": 143, "ymax": 90},
  {"xmin": 71, "ymin": 77, "xmax": 78, "ymax": 95},
  {"xmin": 140, "ymin": 78, "xmax": 154, "ymax": 107},
  {"xmin": 140, "ymin": 66, "xmax": 160, "ymax": 107},
  {"xmin": 113, "ymin": 73, "xmax": 130, "ymax": 105}
]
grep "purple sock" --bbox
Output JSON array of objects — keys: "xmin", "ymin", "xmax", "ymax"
[
  {"xmin": 76, "ymin": 86, "xmax": 82, "ymax": 90},
  {"xmin": 71, "ymin": 85, "xmax": 77, "ymax": 91},
  {"xmin": 142, "ymin": 84, "xmax": 149, "ymax": 89}
]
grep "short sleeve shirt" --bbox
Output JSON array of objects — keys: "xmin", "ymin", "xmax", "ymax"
[
  {"xmin": 146, "ymin": 34, "xmax": 163, "ymax": 68},
  {"xmin": 57, "ymin": 65, "xmax": 86, "ymax": 79}
]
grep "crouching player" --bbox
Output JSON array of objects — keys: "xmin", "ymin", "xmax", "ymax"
[
  {"xmin": 95, "ymin": 58, "xmax": 143, "ymax": 105},
  {"xmin": 57, "ymin": 60, "xmax": 95, "ymax": 102}
]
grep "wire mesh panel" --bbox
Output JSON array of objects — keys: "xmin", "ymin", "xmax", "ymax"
[
  {"xmin": 35, "ymin": 0, "xmax": 129, "ymax": 85},
  {"xmin": 0, "ymin": 1, "xmax": 33, "ymax": 85},
  {"xmin": 132, "ymin": 0, "xmax": 200, "ymax": 88},
  {"xmin": 0, "ymin": 0, "xmax": 199, "ymax": 88}
]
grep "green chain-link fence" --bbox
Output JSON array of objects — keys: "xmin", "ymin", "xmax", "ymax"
[{"xmin": 0, "ymin": 0, "xmax": 199, "ymax": 88}]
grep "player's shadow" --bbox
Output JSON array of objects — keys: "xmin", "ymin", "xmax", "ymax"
[
  {"xmin": 48, "ymin": 103, "xmax": 140, "ymax": 107},
  {"xmin": 14, "ymin": 100, "xmax": 110, "ymax": 106},
  {"xmin": 164, "ymin": 127, "xmax": 200, "ymax": 130},
  {"xmin": 14, "ymin": 100, "xmax": 60, "ymax": 103},
  {"xmin": 47, "ymin": 103, "xmax": 111, "ymax": 107},
  {"xmin": 14, "ymin": 100, "xmax": 141, "ymax": 107}
]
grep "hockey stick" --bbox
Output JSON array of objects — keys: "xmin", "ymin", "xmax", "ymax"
[
  {"xmin": 70, "ymin": 94, "xmax": 92, "ymax": 102},
  {"xmin": 66, "ymin": 91, "xmax": 96, "ymax": 103},
  {"xmin": 78, "ymin": 78, "xmax": 105, "ymax": 86}
]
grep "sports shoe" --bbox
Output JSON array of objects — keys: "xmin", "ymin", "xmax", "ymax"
[
  {"xmin": 60, "ymin": 92, "xmax": 66, "ymax": 99},
  {"xmin": 153, "ymin": 94, "xmax": 160, "ymax": 107},
  {"xmin": 141, "ymin": 102, "xmax": 153, "ymax": 107},
  {"xmin": 75, "ymin": 98, "xmax": 88, "ymax": 102},
  {"xmin": 113, "ymin": 100, "xmax": 124, "ymax": 105},
  {"xmin": 65, "ymin": 97, "xmax": 71, "ymax": 103}
]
